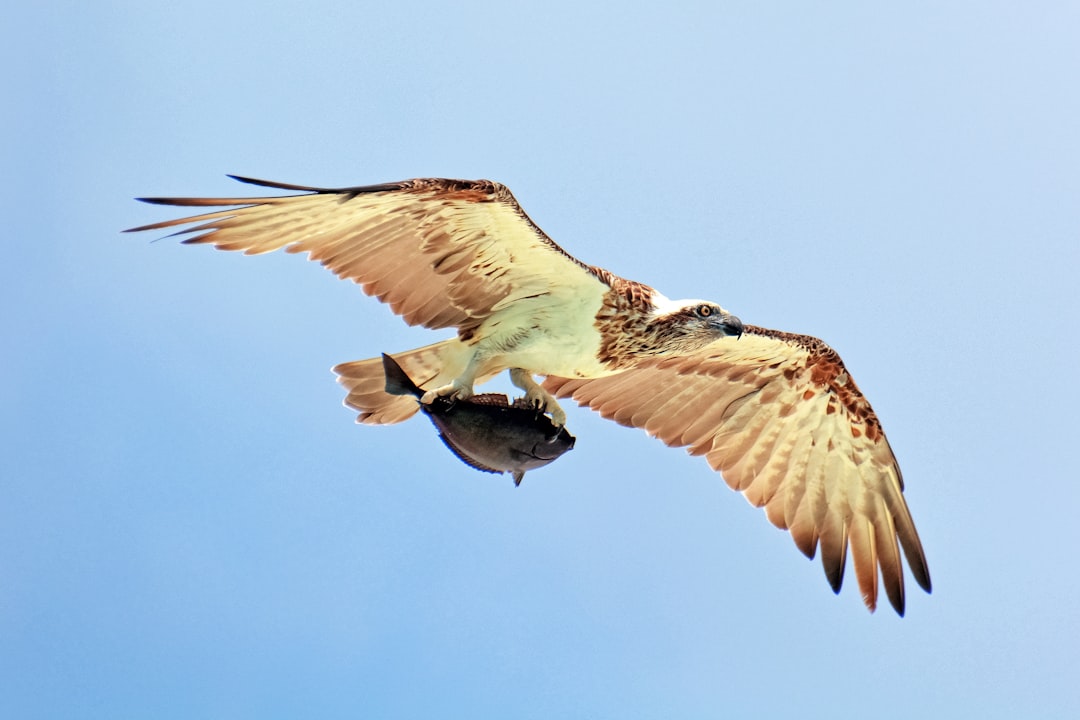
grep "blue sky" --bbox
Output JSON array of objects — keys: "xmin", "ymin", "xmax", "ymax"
[{"xmin": 3, "ymin": 1, "xmax": 1078, "ymax": 717}]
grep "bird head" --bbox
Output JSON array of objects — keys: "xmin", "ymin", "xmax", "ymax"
[{"xmin": 645, "ymin": 298, "xmax": 743, "ymax": 354}]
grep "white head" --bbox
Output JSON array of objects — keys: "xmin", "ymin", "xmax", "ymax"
[{"xmin": 644, "ymin": 295, "xmax": 744, "ymax": 354}]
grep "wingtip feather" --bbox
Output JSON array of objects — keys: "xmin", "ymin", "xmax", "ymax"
[{"xmin": 225, "ymin": 174, "xmax": 328, "ymax": 193}]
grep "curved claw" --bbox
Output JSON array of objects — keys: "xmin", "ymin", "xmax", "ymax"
[
  {"xmin": 511, "ymin": 369, "xmax": 567, "ymax": 427},
  {"xmin": 524, "ymin": 385, "xmax": 566, "ymax": 427},
  {"xmin": 546, "ymin": 402, "xmax": 567, "ymax": 428}
]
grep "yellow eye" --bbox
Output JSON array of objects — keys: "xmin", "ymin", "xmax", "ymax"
[{"xmin": 697, "ymin": 304, "xmax": 712, "ymax": 318}]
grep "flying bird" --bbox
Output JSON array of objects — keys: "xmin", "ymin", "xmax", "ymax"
[{"xmin": 127, "ymin": 175, "xmax": 931, "ymax": 615}]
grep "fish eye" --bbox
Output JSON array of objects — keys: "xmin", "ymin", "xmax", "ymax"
[{"xmin": 696, "ymin": 304, "xmax": 713, "ymax": 318}]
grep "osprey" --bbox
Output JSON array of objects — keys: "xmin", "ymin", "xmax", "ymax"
[{"xmin": 128, "ymin": 175, "xmax": 931, "ymax": 615}]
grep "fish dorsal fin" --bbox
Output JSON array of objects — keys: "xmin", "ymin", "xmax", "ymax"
[
  {"xmin": 436, "ymin": 432, "xmax": 502, "ymax": 475},
  {"xmin": 464, "ymin": 393, "xmax": 552, "ymax": 423},
  {"xmin": 466, "ymin": 393, "xmax": 512, "ymax": 407}
]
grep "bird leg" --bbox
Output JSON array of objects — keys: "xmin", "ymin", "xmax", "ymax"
[
  {"xmin": 420, "ymin": 356, "xmax": 479, "ymax": 405},
  {"xmin": 510, "ymin": 368, "xmax": 567, "ymax": 427}
]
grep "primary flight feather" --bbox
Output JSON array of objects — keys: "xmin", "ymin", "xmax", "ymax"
[{"xmin": 127, "ymin": 174, "xmax": 931, "ymax": 614}]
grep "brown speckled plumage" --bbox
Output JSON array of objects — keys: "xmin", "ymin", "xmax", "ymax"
[{"xmin": 593, "ymin": 276, "xmax": 656, "ymax": 369}]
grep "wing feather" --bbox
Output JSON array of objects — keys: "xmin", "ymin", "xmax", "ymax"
[
  {"xmin": 874, "ymin": 496, "xmax": 905, "ymax": 615},
  {"xmin": 849, "ymin": 516, "xmax": 879, "ymax": 611},
  {"xmin": 819, "ymin": 508, "xmax": 850, "ymax": 594},
  {"xmin": 730, "ymin": 416, "xmax": 788, "ymax": 505},
  {"xmin": 544, "ymin": 325, "xmax": 931, "ymax": 614},
  {"xmin": 127, "ymin": 176, "xmax": 607, "ymax": 337}
]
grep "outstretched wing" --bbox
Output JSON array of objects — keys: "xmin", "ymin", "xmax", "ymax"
[
  {"xmin": 543, "ymin": 325, "xmax": 931, "ymax": 615},
  {"xmin": 126, "ymin": 176, "xmax": 607, "ymax": 340}
]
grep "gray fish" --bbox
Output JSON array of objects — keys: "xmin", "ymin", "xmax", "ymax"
[{"xmin": 382, "ymin": 353, "xmax": 575, "ymax": 485}]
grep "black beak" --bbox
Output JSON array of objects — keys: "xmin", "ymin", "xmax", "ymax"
[{"xmin": 718, "ymin": 314, "xmax": 744, "ymax": 339}]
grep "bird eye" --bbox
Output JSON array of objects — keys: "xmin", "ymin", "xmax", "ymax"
[{"xmin": 696, "ymin": 304, "xmax": 713, "ymax": 318}]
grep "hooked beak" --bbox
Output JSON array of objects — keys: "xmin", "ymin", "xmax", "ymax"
[{"xmin": 714, "ymin": 313, "xmax": 744, "ymax": 339}]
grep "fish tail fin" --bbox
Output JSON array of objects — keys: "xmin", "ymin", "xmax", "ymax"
[
  {"xmin": 381, "ymin": 353, "xmax": 422, "ymax": 398},
  {"xmin": 332, "ymin": 339, "xmax": 475, "ymax": 425}
]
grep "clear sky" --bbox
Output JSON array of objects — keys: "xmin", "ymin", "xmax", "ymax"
[{"xmin": 3, "ymin": 2, "xmax": 1078, "ymax": 718}]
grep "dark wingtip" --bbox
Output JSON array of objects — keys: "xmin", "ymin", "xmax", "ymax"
[
  {"xmin": 828, "ymin": 574, "xmax": 843, "ymax": 595},
  {"xmin": 913, "ymin": 564, "xmax": 932, "ymax": 594},
  {"xmin": 822, "ymin": 554, "xmax": 845, "ymax": 595},
  {"xmin": 885, "ymin": 583, "xmax": 907, "ymax": 616},
  {"xmin": 226, "ymin": 174, "xmax": 334, "ymax": 193},
  {"xmin": 130, "ymin": 196, "xmax": 180, "ymax": 207}
]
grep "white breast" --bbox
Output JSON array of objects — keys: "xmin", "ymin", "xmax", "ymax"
[{"xmin": 474, "ymin": 281, "xmax": 616, "ymax": 379}]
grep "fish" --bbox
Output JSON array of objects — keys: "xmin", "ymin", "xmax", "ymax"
[{"xmin": 381, "ymin": 353, "xmax": 575, "ymax": 486}]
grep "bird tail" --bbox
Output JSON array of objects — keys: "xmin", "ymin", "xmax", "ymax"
[{"xmin": 332, "ymin": 339, "xmax": 476, "ymax": 425}]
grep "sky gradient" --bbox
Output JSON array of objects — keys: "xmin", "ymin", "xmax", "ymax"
[{"xmin": 3, "ymin": 2, "xmax": 1078, "ymax": 718}]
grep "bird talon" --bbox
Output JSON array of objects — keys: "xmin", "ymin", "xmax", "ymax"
[
  {"xmin": 523, "ymin": 387, "xmax": 547, "ymax": 410},
  {"xmin": 420, "ymin": 382, "xmax": 473, "ymax": 406},
  {"xmin": 515, "ymin": 378, "xmax": 567, "ymax": 428}
]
